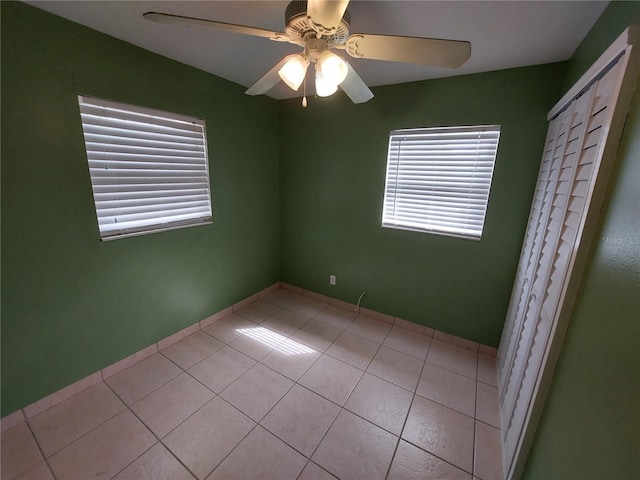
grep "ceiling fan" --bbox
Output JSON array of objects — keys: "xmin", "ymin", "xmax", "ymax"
[{"xmin": 144, "ymin": 0, "xmax": 471, "ymax": 105}]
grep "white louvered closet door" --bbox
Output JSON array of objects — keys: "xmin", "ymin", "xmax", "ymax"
[{"xmin": 497, "ymin": 27, "xmax": 639, "ymax": 480}]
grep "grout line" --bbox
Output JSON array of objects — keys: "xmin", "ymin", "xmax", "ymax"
[
  {"xmin": 398, "ymin": 436, "xmax": 478, "ymax": 477},
  {"xmin": 22, "ymin": 417, "xmax": 50, "ymax": 477},
  {"xmin": 25, "ymin": 384, "xmax": 128, "ymax": 460},
  {"xmin": 472, "ymin": 350, "xmax": 480, "ymax": 478},
  {"xmin": 199, "ymin": 420, "xmax": 260, "ymax": 478},
  {"xmin": 296, "ymin": 460, "xmax": 335, "ymax": 480},
  {"xmin": 277, "ymin": 308, "xmax": 365, "ymax": 467},
  {"xmin": 382, "ymin": 340, "xmax": 430, "ymax": 480},
  {"xmin": 43, "ymin": 459, "xmax": 57, "ymax": 480},
  {"xmin": 102, "ymin": 380, "xmax": 201, "ymax": 480},
  {"xmin": 161, "ymin": 409, "xmax": 244, "ymax": 480},
  {"xmin": 293, "ymin": 321, "xmax": 387, "ymax": 476}
]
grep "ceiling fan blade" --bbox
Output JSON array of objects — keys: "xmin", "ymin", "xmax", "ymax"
[
  {"xmin": 340, "ymin": 62, "xmax": 374, "ymax": 104},
  {"xmin": 143, "ymin": 12, "xmax": 290, "ymax": 42},
  {"xmin": 245, "ymin": 56, "xmax": 293, "ymax": 96},
  {"xmin": 345, "ymin": 34, "xmax": 471, "ymax": 69},
  {"xmin": 307, "ymin": 0, "xmax": 350, "ymax": 36}
]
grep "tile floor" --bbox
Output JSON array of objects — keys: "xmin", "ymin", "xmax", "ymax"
[{"xmin": 1, "ymin": 289, "xmax": 503, "ymax": 480}]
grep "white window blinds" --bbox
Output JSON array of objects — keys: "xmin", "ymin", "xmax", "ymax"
[
  {"xmin": 382, "ymin": 125, "xmax": 500, "ymax": 240},
  {"xmin": 78, "ymin": 95, "xmax": 212, "ymax": 240}
]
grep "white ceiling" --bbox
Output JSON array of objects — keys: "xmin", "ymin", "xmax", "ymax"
[{"xmin": 26, "ymin": 0, "xmax": 609, "ymax": 100}]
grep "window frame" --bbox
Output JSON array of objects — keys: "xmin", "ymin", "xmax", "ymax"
[
  {"xmin": 381, "ymin": 125, "xmax": 500, "ymax": 240},
  {"xmin": 77, "ymin": 95, "xmax": 213, "ymax": 241}
]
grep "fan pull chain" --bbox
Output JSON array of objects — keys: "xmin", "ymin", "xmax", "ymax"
[{"xmin": 302, "ymin": 72, "xmax": 308, "ymax": 107}]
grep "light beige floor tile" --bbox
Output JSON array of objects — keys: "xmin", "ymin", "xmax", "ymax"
[
  {"xmin": 290, "ymin": 320, "xmax": 343, "ymax": 351},
  {"xmin": 474, "ymin": 421, "xmax": 503, "ymax": 480},
  {"xmin": 235, "ymin": 299, "xmax": 281, "ymax": 323},
  {"xmin": 326, "ymin": 331, "xmax": 379, "ymax": 370},
  {"xmin": 344, "ymin": 373, "xmax": 413, "ymax": 435},
  {"xmin": 345, "ymin": 315, "xmax": 392, "ymax": 343},
  {"xmin": 206, "ymin": 426, "xmax": 307, "ymax": 480},
  {"xmin": 427, "ymin": 339, "xmax": 478, "ymax": 379},
  {"xmin": 383, "ymin": 326, "xmax": 433, "ymax": 360},
  {"xmin": 476, "ymin": 383, "xmax": 500, "ymax": 428},
  {"xmin": 161, "ymin": 331, "xmax": 224, "ymax": 370},
  {"xmin": 131, "ymin": 373, "xmax": 214, "ymax": 437},
  {"xmin": 299, "ymin": 355, "xmax": 363, "ymax": 405},
  {"xmin": 312, "ymin": 410, "xmax": 398, "ymax": 480},
  {"xmin": 402, "ymin": 396, "xmax": 474, "ymax": 473},
  {"xmin": 13, "ymin": 461, "xmax": 55, "ymax": 480},
  {"xmin": 112, "ymin": 442, "xmax": 194, "ymax": 480},
  {"xmin": 262, "ymin": 309, "xmax": 309, "ymax": 336},
  {"xmin": 220, "ymin": 363, "xmax": 293, "ymax": 421},
  {"xmin": 387, "ymin": 440, "xmax": 472, "ymax": 480},
  {"xmin": 202, "ymin": 314, "xmax": 257, "ymax": 344},
  {"xmin": 313, "ymin": 305, "xmax": 357, "ymax": 330},
  {"xmin": 477, "ymin": 354, "xmax": 498, "ymax": 387},
  {"xmin": 105, "ymin": 353, "xmax": 182, "ymax": 405},
  {"xmin": 48, "ymin": 409, "xmax": 155, "ymax": 480},
  {"xmin": 188, "ymin": 345, "xmax": 255, "ymax": 393},
  {"xmin": 163, "ymin": 396, "xmax": 255, "ymax": 479},
  {"xmin": 298, "ymin": 462, "xmax": 338, "ymax": 480},
  {"xmin": 417, "ymin": 363, "xmax": 476, "ymax": 417},
  {"xmin": 260, "ymin": 384, "xmax": 340, "ymax": 457},
  {"xmin": 29, "ymin": 382, "xmax": 125, "ymax": 457},
  {"xmin": 0, "ymin": 422, "xmax": 43, "ymax": 480},
  {"xmin": 228, "ymin": 326, "xmax": 281, "ymax": 360},
  {"xmin": 367, "ymin": 346, "xmax": 424, "ymax": 391},
  {"xmin": 260, "ymin": 344, "xmax": 321, "ymax": 381},
  {"xmin": 263, "ymin": 289, "xmax": 303, "ymax": 308},
  {"xmin": 287, "ymin": 295, "xmax": 328, "ymax": 318}
]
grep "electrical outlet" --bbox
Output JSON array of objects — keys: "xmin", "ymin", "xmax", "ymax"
[{"xmin": 329, "ymin": 275, "xmax": 336, "ymax": 285}]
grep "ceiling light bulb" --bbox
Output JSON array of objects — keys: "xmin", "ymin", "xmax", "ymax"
[
  {"xmin": 319, "ymin": 50, "xmax": 348, "ymax": 86},
  {"xmin": 278, "ymin": 55, "xmax": 309, "ymax": 91},
  {"xmin": 315, "ymin": 68, "xmax": 338, "ymax": 97}
]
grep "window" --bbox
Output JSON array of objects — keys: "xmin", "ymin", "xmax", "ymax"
[
  {"xmin": 78, "ymin": 95, "xmax": 212, "ymax": 240},
  {"xmin": 381, "ymin": 125, "xmax": 500, "ymax": 240}
]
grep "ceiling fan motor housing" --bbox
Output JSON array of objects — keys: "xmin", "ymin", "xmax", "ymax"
[{"xmin": 284, "ymin": 1, "xmax": 351, "ymax": 45}]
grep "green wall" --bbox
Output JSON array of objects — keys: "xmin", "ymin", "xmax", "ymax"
[
  {"xmin": 523, "ymin": 2, "xmax": 640, "ymax": 479},
  {"xmin": 278, "ymin": 63, "xmax": 566, "ymax": 347},
  {"xmin": 1, "ymin": 2, "xmax": 280, "ymax": 416}
]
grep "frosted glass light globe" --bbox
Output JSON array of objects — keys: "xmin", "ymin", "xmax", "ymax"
[
  {"xmin": 315, "ymin": 68, "xmax": 338, "ymax": 97},
  {"xmin": 278, "ymin": 55, "xmax": 308, "ymax": 91},
  {"xmin": 319, "ymin": 50, "xmax": 348, "ymax": 86}
]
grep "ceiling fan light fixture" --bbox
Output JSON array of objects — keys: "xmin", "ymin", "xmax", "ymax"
[
  {"xmin": 319, "ymin": 50, "xmax": 348, "ymax": 85},
  {"xmin": 278, "ymin": 54, "xmax": 309, "ymax": 91},
  {"xmin": 315, "ymin": 67, "xmax": 338, "ymax": 97}
]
